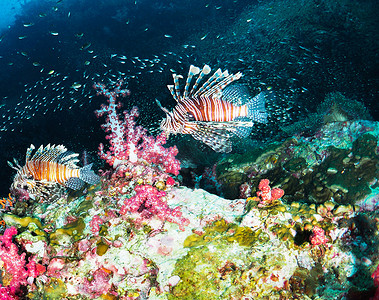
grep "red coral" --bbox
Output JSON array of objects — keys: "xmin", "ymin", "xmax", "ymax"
[
  {"xmin": 254, "ymin": 179, "xmax": 284, "ymax": 206},
  {"xmin": 120, "ymin": 185, "xmax": 189, "ymax": 231}
]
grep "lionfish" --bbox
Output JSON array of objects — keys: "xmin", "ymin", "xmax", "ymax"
[
  {"xmin": 157, "ymin": 65, "xmax": 268, "ymax": 152},
  {"xmin": 8, "ymin": 144, "xmax": 100, "ymax": 199}
]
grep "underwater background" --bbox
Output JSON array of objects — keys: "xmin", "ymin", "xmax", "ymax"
[
  {"xmin": 0, "ymin": 0, "xmax": 378, "ymax": 194},
  {"xmin": 0, "ymin": 0, "xmax": 379, "ymax": 299}
]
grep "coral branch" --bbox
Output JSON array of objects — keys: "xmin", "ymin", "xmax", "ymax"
[{"xmin": 94, "ymin": 81, "xmax": 180, "ymax": 175}]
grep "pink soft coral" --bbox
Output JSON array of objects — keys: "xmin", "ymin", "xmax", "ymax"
[
  {"xmin": 120, "ymin": 184, "xmax": 189, "ymax": 231},
  {"xmin": 0, "ymin": 227, "xmax": 39, "ymax": 299},
  {"xmin": 310, "ymin": 226, "xmax": 329, "ymax": 246},
  {"xmin": 94, "ymin": 82, "xmax": 180, "ymax": 175}
]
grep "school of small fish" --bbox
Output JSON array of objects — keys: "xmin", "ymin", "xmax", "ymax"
[{"xmin": 0, "ymin": 0, "xmax": 307, "ymax": 143}]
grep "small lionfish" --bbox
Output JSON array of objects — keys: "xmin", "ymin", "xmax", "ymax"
[
  {"xmin": 8, "ymin": 144, "xmax": 100, "ymax": 198},
  {"xmin": 157, "ymin": 65, "xmax": 267, "ymax": 152}
]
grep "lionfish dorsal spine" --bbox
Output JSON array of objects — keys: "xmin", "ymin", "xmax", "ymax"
[
  {"xmin": 189, "ymin": 65, "xmax": 211, "ymax": 97},
  {"xmin": 25, "ymin": 144, "xmax": 35, "ymax": 162},
  {"xmin": 50, "ymin": 145, "xmax": 65, "ymax": 162},
  {"xmin": 37, "ymin": 144, "xmax": 55, "ymax": 162},
  {"xmin": 204, "ymin": 72, "xmax": 242, "ymax": 99},
  {"xmin": 59, "ymin": 152, "xmax": 80, "ymax": 167},
  {"xmin": 183, "ymin": 65, "xmax": 200, "ymax": 98},
  {"xmin": 193, "ymin": 68, "xmax": 223, "ymax": 98},
  {"xmin": 173, "ymin": 74, "xmax": 183, "ymax": 101},
  {"xmin": 39, "ymin": 144, "xmax": 54, "ymax": 161},
  {"xmin": 30, "ymin": 144, "xmax": 45, "ymax": 161},
  {"xmin": 202, "ymin": 70, "xmax": 230, "ymax": 98},
  {"xmin": 166, "ymin": 85, "xmax": 178, "ymax": 102}
]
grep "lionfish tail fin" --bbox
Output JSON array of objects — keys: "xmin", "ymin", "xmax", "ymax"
[
  {"xmin": 233, "ymin": 117, "xmax": 254, "ymax": 138},
  {"xmin": 66, "ymin": 177, "xmax": 85, "ymax": 190},
  {"xmin": 246, "ymin": 92, "xmax": 268, "ymax": 123},
  {"xmin": 79, "ymin": 163, "xmax": 100, "ymax": 185}
]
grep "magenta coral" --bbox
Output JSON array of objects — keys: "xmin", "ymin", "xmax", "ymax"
[
  {"xmin": 372, "ymin": 264, "xmax": 379, "ymax": 300},
  {"xmin": 89, "ymin": 215, "xmax": 104, "ymax": 236},
  {"xmin": 0, "ymin": 227, "xmax": 39, "ymax": 299},
  {"xmin": 310, "ymin": 226, "xmax": 329, "ymax": 246},
  {"xmin": 120, "ymin": 184, "xmax": 189, "ymax": 231},
  {"xmin": 94, "ymin": 82, "xmax": 180, "ymax": 175}
]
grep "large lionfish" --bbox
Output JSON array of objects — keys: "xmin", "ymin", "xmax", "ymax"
[
  {"xmin": 8, "ymin": 144, "xmax": 100, "ymax": 199},
  {"xmin": 157, "ymin": 65, "xmax": 268, "ymax": 153}
]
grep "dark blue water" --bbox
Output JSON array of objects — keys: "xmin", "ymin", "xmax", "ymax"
[{"xmin": 0, "ymin": 0, "xmax": 378, "ymax": 195}]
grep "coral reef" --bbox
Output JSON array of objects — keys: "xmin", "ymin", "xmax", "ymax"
[{"xmin": 0, "ymin": 85, "xmax": 378, "ymax": 299}]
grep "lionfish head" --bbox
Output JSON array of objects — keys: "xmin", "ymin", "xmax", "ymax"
[
  {"xmin": 11, "ymin": 172, "xmax": 60, "ymax": 202},
  {"xmin": 7, "ymin": 159, "xmax": 35, "ymax": 200},
  {"xmin": 160, "ymin": 112, "xmax": 181, "ymax": 138},
  {"xmin": 156, "ymin": 98, "xmax": 181, "ymax": 138},
  {"xmin": 10, "ymin": 172, "xmax": 36, "ymax": 200}
]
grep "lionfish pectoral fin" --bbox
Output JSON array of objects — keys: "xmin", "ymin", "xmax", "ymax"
[
  {"xmin": 191, "ymin": 123, "xmax": 233, "ymax": 153},
  {"xmin": 66, "ymin": 177, "xmax": 84, "ymax": 190}
]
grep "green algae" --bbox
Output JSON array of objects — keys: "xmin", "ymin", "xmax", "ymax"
[
  {"xmin": 171, "ymin": 239, "xmax": 292, "ymax": 299},
  {"xmin": 2, "ymin": 214, "xmax": 46, "ymax": 237},
  {"xmin": 41, "ymin": 278, "xmax": 67, "ymax": 299},
  {"xmin": 96, "ymin": 238, "xmax": 109, "ymax": 256},
  {"xmin": 74, "ymin": 199, "xmax": 94, "ymax": 216},
  {"xmin": 50, "ymin": 217, "xmax": 85, "ymax": 246},
  {"xmin": 184, "ymin": 219, "xmax": 267, "ymax": 248},
  {"xmin": 3, "ymin": 214, "xmax": 43, "ymax": 229},
  {"xmin": 169, "ymin": 247, "xmax": 235, "ymax": 299}
]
